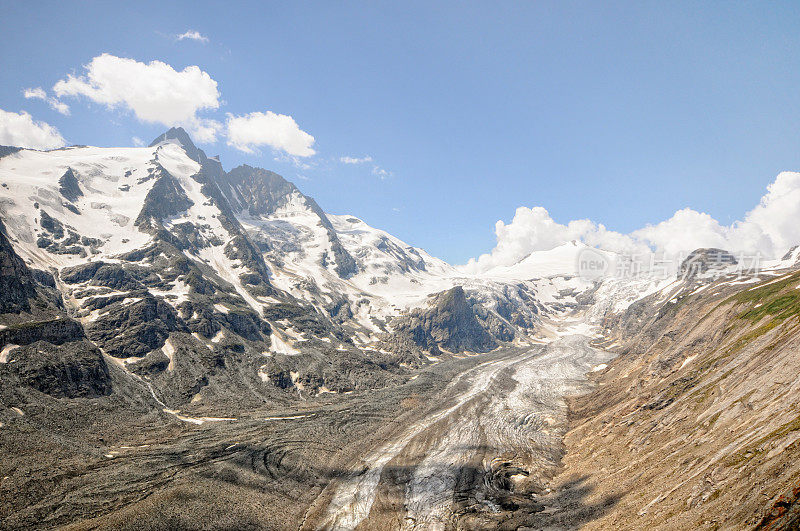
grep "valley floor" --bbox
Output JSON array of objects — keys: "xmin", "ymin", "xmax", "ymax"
[{"xmin": 1, "ymin": 333, "xmax": 614, "ymax": 530}]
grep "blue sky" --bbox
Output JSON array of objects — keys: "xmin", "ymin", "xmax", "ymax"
[{"xmin": 2, "ymin": 1, "xmax": 800, "ymax": 264}]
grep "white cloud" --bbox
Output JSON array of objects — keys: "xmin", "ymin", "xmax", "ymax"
[
  {"xmin": 463, "ymin": 171, "xmax": 800, "ymax": 272},
  {"xmin": 131, "ymin": 136, "xmax": 144, "ymax": 147},
  {"xmin": 188, "ymin": 117, "xmax": 223, "ymax": 144},
  {"xmin": 0, "ymin": 109, "xmax": 66, "ymax": 150},
  {"xmin": 340, "ymin": 155, "xmax": 391, "ymax": 179},
  {"xmin": 49, "ymin": 100, "xmax": 70, "ymax": 116},
  {"xmin": 23, "ymin": 87, "xmax": 46, "ymax": 100},
  {"xmin": 177, "ymin": 30, "xmax": 209, "ymax": 43},
  {"xmin": 372, "ymin": 165, "xmax": 391, "ymax": 179},
  {"xmin": 340, "ymin": 155, "xmax": 372, "ymax": 164},
  {"xmin": 738, "ymin": 172, "xmax": 800, "ymax": 253},
  {"xmin": 226, "ymin": 111, "xmax": 315, "ymax": 157},
  {"xmin": 23, "ymin": 87, "xmax": 70, "ymax": 115},
  {"xmin": 53, "ymin": 54, "xmax": 221, "ymax": 141}
]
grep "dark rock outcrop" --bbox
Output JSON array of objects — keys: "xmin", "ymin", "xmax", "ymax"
[
  {"xmin": 135, "ymin": 168, "xmax": 194, "ymax": 227},
  {"xmin": 5, "ymin": 340, "xmax": 112, "ymax": 398},
  {"xmin": 0, "ymin": 219, "xmax": 112, "ymax": 398},
  {"xmin": 0, "ymin": 318, "xmax": 84, "ymax": 347},
  {"xmin": 0, "ymin": 145, "xmax": 22, "ymax": 159},
  {"xmin": 678, "ymin": 248, "xmax": 737, "ymax": 280},
  {"xmin": 85, "ymin": 296, "xmax": 188, "ymax": 358},
  {"xmin": 0, "ymin": 220, "xmax": 40, "ymax": 314},
  {"xmin": 58, "ymin": 168, "xmax": 83, "ymax": 203},
  {"xmin": 392, "ymin": 286, "xmax": 498, "ymax": 353}
]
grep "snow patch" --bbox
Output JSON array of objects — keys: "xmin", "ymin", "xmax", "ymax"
[
  {"xmin": 270, "ymin": 331, "xmax": 301, "ymax": 356},
  {"xmin": 0, "ymin": 344, "xmax": 19, "ymax": 363},
  {"xmin": 679, "ymin": 354, "xmax": 698, "ymax": 370},
  {"xmin": 162, "ymin": 338, "xmax": 176, "ymax": 371}
]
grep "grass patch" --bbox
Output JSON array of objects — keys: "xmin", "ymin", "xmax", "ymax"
[
  {"xmin": 739, "ymin": 294, "xmax": 800, "ymax": 322},
  {"xmin": 709, "ymin": 271, "xmax": 800, "ymax": 352},
  {"xmin": 726, "ymin": 271, "xmax": 800, "ymax": 322}
]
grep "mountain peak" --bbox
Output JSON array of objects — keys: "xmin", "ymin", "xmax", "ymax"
[
  {"xmin": 148, "ymin": 127, "xmax": 203, "ymax": 162},
  {"xmin": 149, "ymin": 126, "xmax": 194, "ymax": 148}
]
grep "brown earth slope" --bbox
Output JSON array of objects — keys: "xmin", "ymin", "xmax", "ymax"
[{"xmin": 543, "ymin": 271, "xmax": 800, "ymax": 530}]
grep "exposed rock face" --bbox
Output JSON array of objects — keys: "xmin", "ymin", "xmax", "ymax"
[
  {"xmin": 221, "ymin": 165, "xmax": 358, "ymax": 279},
  {"xmin": 756, "ymin": 484, "xmax": 800, "ymax": 530},
  {"xmin": 0, "ymin": 220, "xmax": 112, "ymax": 398},
  {"xmin": 37, "ymin": 210, "xmax": 89, "ymax": 257},
  {"xmin": 149, "ymin": 126, "xmax": 216, "ymax": 168},
  {"xmin": 677, "ymin": 247, "xmax": 737, "ymax": 279},
  {"xmin": 58, "ymin": 168, "xmax": 83, "ymax": 203},
  {"xmin": 134, "ymin": 168, "xmax": 194, "ymax": 228},
  {"xmin": 0, "ymin": 220, "xmax": 40, "ymax": 314},
  {"xmin": 392, "ymin": 286, "xmax": 498, "ymax": 353},
  {"xmin": 84, "ymin": 296, "xmax": 187, "ymax": 358},
  {"xmin": 781, "ymin": 245, "xmax": 798, "ymax": 261},
  {"xmin": 0, "ymin": 145, "xmax": 22, "ymax": 159},
  {"xmin": 0, "ymin": 318, "xmax": 84, "ymax": 347},
  {"xmin": 5, "ymin": 339, "xmax": 112, "ymax": 398}
]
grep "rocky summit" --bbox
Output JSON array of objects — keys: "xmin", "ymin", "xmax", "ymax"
[{"xmin": 0, "ymin": 130, "xmax": 799, "ymax": 530}]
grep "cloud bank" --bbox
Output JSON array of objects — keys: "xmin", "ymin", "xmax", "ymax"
[
  {"xmin": 0, "ymin": 109, "xmax": 66, "ymax": 150},
  {"xmin": 53, "ymin": 54, "xmax": 221, "ymax": 142},
  {"xmin": 464, "ymin": 171, "xmax": 800, "ymax": 273},
  {"xmin": 226, "ymin": 111, "xmax": 316, "ymax": 157}
]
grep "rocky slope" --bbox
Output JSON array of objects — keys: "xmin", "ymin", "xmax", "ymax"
[
  {"xmin": 0, "ymin": 219, "xmax": 111, "ymax": 401},
  {"xmin": 530, "ymin": 264, "xmax": 800, "ymax": 529}
]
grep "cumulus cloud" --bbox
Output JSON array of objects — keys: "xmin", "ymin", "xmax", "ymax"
[
  {"xmin": 131, "ymin": 136, "xmax": 145, "ymax": 147},
  {"xmin": 53, "ymin": 54, "xmax": 221, "ymax": 142},
  {"xmin": 738, "ymin": 172, "xmax": 800, "ymax": 252},
  {"xmin": 226, "ymin": 111, "xmax": 315, "ymax": 157},
  {"xmin": 23, "ymin": 87, "xmax": 70, "ymax": 115},
  {"xmin": 0, "ymin": 109, "xmax": 66, "ymax": 150},
  {"xmin": 463, "ymin": 171, "xmax": 800, "ymax": 273},
  {"xmin": 176, "ymin": 30, "xmax": 209, "ymax": 43},
  {"xmin": 340, "ymin": 155, "xmax": 372, "ymax": 164}
]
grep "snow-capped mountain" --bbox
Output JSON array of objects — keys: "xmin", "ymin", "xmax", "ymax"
[
  {"xmin": 6, "ymin": 127, "xmax": 785, "ymax": 407},
  {"xmin": 0, "ymin": 128, "xmax": 577, "ymax": 406}
]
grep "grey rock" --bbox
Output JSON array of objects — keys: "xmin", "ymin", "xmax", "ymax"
[
  {"xmin": 392, "ymin": 286, "xmax": 498, "ymax": 353},
  {"xmin": 677, "ymin": 248, "xmax": 737, "ymax": 280},
  {"xmin": 58, "ymin": 168, "xmax": 83, "ymax": 203}
]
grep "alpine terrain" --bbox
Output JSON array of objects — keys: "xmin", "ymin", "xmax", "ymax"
[{"xmin": 1, "ymin": 129, "xmax": 800, "ymax": 530}]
